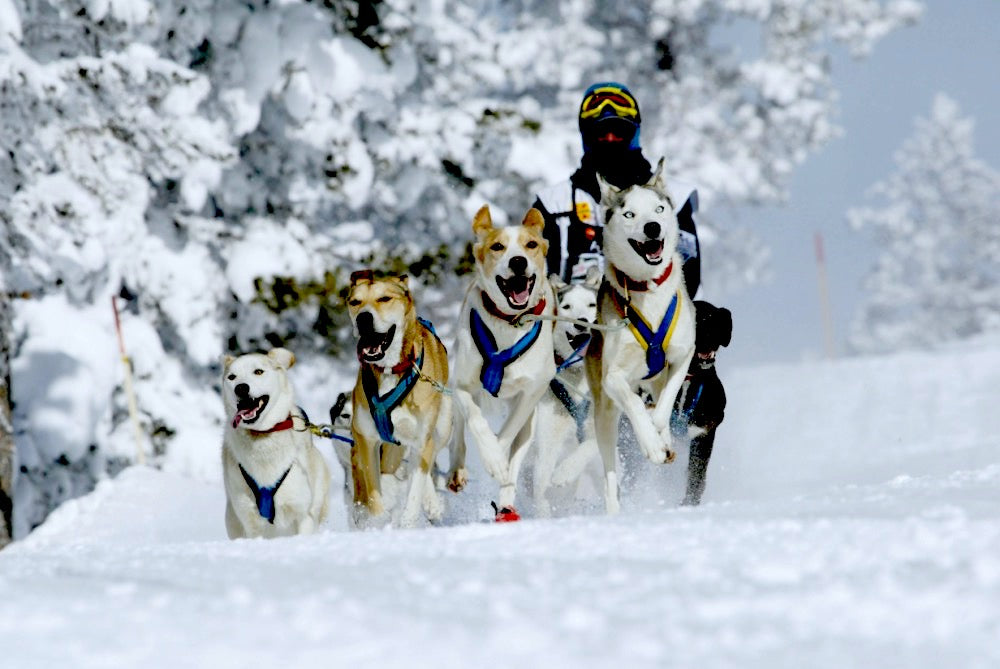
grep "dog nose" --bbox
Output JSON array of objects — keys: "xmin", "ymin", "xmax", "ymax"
[
  {"xmin": 509, "ymin": 256, "xmax": 527, "ymax": 275},
  {"xmin": 355, "ymin": 310, "xmax": 374, "ymax": 334},
  {"xmin": 234, "ymin": 383, "xmax": 250, "ymax": 398},
  {"xmin": 644, "ymin": 221, "xmax": 661, "ymax": 239}
]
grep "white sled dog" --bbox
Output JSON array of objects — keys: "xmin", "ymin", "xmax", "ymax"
[
  {"xmin": 347, "ymin": 271, "xmax": 454, "ymax": 529},
  {"xmin": 532, "ymin": 267, "xmax": 602, "ymax": 515},
  {"xmin": 221, "ymin": 348, "xmax": 331, "ymax": 539},
  {"xmin": 586, "ymin": 158, "xmax": 697, "ymax": 513},
  {"xmin": 451, "ymin": 205, "xmax": 556, "ymax": 521}
]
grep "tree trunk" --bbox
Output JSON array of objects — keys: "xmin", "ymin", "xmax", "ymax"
[{"xmin": 0, "ymin": 289, "xmax": 13, "ymax": 547}]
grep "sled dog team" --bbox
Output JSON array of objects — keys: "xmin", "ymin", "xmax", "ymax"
[{"xmin": 222, "ymin": 161, "xmax": 703, "ymax": 539}]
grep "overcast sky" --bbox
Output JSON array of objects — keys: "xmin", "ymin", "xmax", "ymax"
[{"xmin": 720, "ymin": 0, "xmax": 1000, "ymax": 366}]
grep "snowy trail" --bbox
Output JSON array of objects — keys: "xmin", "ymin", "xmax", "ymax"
[{"xmin": 2, "ymin": 339, "xmax": 1000, "ymax": 668}]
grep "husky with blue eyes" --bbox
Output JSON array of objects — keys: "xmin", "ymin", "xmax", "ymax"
[
  {"xmin": 221, "ymin": 348, "xmax": 330, "ymax": 539},
  {"xmin": 585, "ymin": 158, "xmax": 697, "ymax": 514}
]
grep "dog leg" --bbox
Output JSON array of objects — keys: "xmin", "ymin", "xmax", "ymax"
[
  {"xmin": 551, "ymin": 436, "xmax": 598, "ymax": 488},
  {"xmin": 350, "ymin": 430, "xmax": 385, "ymax": 521},
  {"xmin": 531, "ymin": 402, "xmax": 560, "ymax": 517},
  {"xmin": 604, "ymin": 370, "xmax": 671, "ymax": 464},
  {"xmin": 400, "ymin": 429, "xmax": 441, "ymax": 528},
  {"xmin": 439, "ymin": 395, "xmax": 466, "ymax": 493},
  {"xmin": 592, "ymin": 395, "xmax": 622, "ymax": 514},
  {"xmin": 497, "ymin": 406, "xmax": 540, "ymax": 510},
  {"xmin": 453, "ymin": 388, "xmax": 509, "ymax": 482},
  {"xmin": 650, "ymin": 349, "xmax": 696, "ymax": 459}
]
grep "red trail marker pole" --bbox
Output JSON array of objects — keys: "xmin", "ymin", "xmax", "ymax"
[{"xmin": 814, "ymin": 231, "xmax": 837, "ymax": 359}]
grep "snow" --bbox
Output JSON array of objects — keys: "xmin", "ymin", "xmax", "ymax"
[{"xmin": 3, "ymin": 336, "xmax": 999, "ymax": 668}]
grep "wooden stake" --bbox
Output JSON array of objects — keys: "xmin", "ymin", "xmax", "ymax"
[{"xmin": 111, "ymin": 296, "xmax": 145, "ymax": 465}]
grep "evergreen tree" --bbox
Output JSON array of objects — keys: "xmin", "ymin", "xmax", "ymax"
[
  {"xmin": 849, "ymin": 94, "xmax": 1000, "ymax": 353},
  {"xmin": 0, "ymin": 0, "xmax": 923, "ymax": 532}
]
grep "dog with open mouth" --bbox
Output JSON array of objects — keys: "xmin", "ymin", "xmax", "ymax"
[
  {"xmin": 346, "ymin": 271, "xmax": 454, "ymax": 529},
  {"xmin": 585, "ymin": 158, "xmax": 697, "ymax": 514},
  {"xmin": 221, "ymin": 348, "xmax": 331, "ymax": 539},
  {"xmin": 531, "ymin": 267, "xmax": 603, "ymax": 515},
  {"xmin": 450, "ymin": 205, "xmax": 556, "ymax": 521}
]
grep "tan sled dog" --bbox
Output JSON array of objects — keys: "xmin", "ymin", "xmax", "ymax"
[
  {"xmin": 347, "ymin": 271, "xmax": 453, "ymax": 529},
  {"xmin": 586, "ymin": 159, "xmax": 696, "ymax": 513},
  {"xmin": 450, "ymin": 206, "xmax": 556, "ymax": 521},
  {"xmin": 221, "ymin": 348, "xmax": 331, "ymax": 539}
]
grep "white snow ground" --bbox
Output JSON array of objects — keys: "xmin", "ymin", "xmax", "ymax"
[{"xmin": 2, "ymin": 336, "xmax": 999, "ymax": 668}]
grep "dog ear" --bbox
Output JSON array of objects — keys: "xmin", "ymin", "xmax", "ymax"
[
  {"xmin": 584, "ymin": 265, "xmax": 603, "ymax": 289},
  {"xmin": 472, "ymin": 205, "xmax": 493, "ymax": 239},
  {"xmin": 222, "ymin": 354, "xmax": 235, "ymax": 370},
  {"xmin": 549, "ymin": 273, "xmax": 567, "ymax": 295},
  {"xmin": 392, "ymin": 274, "xmax": 410, "ymax": 293},
  {"xmin": 350, "ymin": 269, "xmax": 374, "ymax": 286},
  {"xmin": 645, "ymin": 157, "xmax": 666, "ymax": 191},
  {"xmin": 267, "ymin": 347, "xmax": 296, "ymax": 369},
  {"xmin": 522, "ymin": 207, "xmax": 544, "ymax": 233},
  {"xmin": 596, "ymin": 173, "xmax": 619, "ymax": 206},
  {"xmin": 717, "ymin": 307, "xmax": 733, "ymax": 348}
]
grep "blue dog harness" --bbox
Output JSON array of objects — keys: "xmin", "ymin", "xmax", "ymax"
[
  {"xmin": 471, "ymin": 306, "xmax": 544, "ymax": 397},
  {"xmin": 361, "ymin": 318, "xmax": 440, "ymax": 444},
  {"xmin": 239, "ymin": 463, "xmax": 291, "ymax": 524},
  {"xmin": 609, "ymin": 287, "xmax": 682, "ymax": 380}
]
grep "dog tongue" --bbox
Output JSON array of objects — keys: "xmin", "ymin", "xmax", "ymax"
[{"xmin": 231, "ymin": 406, "xmax": 258, "ymax": 429}]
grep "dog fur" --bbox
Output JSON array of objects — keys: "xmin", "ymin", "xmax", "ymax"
[
  {"xmin": 585, "ymin": 159, "xmax": 697, "ymax": 513},
  {"xmin": 675, "ymin": 300, "xmax": 732, "ymax": 505},
  {"xmin": 532, "ymin": 268, "xmax": 602, "ymax": 515},
  {"xmin": 347, "ymin": 272, "xmax": 453, "ymax": 529},
  {"xmin": 221, "ymin": 348, "xmax": 331, "ymax": 539},
  {"xmin": 450, "ymin": 205, "xmax": 556, "ymax": 517}
]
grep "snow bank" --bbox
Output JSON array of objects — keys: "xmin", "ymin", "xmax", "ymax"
[{"xmin": 1, "ymin": 338, "xmax": 998, "ymax": 667}]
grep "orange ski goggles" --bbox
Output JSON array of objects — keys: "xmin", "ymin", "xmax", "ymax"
[{"xmin": 579, "ymin": 86, "xmax": 639, "ymax": 121}]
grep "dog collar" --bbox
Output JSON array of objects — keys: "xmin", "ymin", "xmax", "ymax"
[
  {"xmin": 613, "ymin": 262, "xmax": 672, "ymax": 293},
  {"xmin": 480, "ymin": 291, "xmax": 547, "ymax": 325},
  {"xmin": 248, "ymin": 415, "xmax": 295, "ymax": 436}
]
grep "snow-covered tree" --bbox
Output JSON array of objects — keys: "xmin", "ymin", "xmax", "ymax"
[
  {"xmin": 849, "ymin": 94, "xmax": 1000, "ymax": 354},
  {"xmin": 0, "ymin": 0, "xmax": 923, "ymax": 533}
]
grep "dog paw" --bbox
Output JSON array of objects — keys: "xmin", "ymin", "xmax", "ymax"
[
  {"xmin": 446, "ymin": 467, "xmax": 468, "ymax": 493},
  {"xmin": 480, "ymin": 454, "xmax": 509, "ymax": 483},
  {"xmin": 424, "ymin": 490, "xmax": 445, "ymax": 522}
]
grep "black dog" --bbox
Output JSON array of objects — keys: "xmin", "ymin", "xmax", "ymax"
[{"xmin": 672, "ymin": 300, "xmax": 732, "ymax": 505}]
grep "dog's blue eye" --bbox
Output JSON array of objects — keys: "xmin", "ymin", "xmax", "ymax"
[
  {"xmin": 254, "ymin": 369, "xmax": 264, "ymax": 375},
  {"xmin": 623, "ymin": 211, "xmax": 635, "ymax": 219},
  {"xmin": 655, "ymin": 205, "xmax": 665, "ymax": 213}
]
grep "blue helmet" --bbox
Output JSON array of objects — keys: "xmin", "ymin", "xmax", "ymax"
[{"xmin": 578, "ymin": 82, "xmax": 641, "ymax": 152}]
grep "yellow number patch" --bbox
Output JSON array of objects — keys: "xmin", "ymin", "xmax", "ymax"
[{"xmin": 575, "ymin": 201, "xmax": 592, "ymax": 222}]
